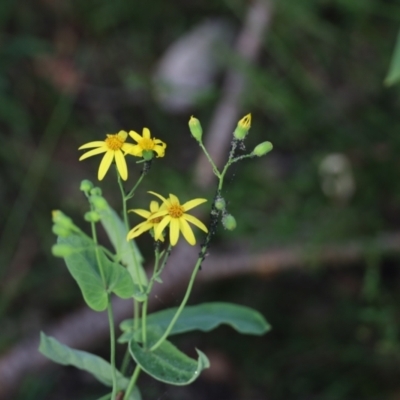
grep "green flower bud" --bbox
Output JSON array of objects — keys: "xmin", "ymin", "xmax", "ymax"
[
  {"xmin": 51, "ymin": 210, "xmax": 75, "ymax": 229},
  {"xmin": 52, "ymin": 224, "xmax": 71, "ymax": 237},
  {"xmin": 80, "ymin": 179, "xmax": 93, "ymax": 193},
  {"xmin": 52, "ymin": 243, "xmax": 75, "ymax": 257},
  {"xmin": 84, "ymin": 210, "xmax": 101, "ymax": 223},
  {"xmin": 90, "ymin": 187, "xmax": 102, "ymax": 196},
  {"xmin": 142, "ymin": 150, "xmax": 154, "ymax": 161},
  {"xmin": 214, "ymin": 196, "xmax": 226, "ymax": 211},
  {"xmin": 222, "ymin": 214, "xmax": 237, "ymax": 231},
  {"xmin": 233, "ymin": 113, "xmax": 251, "ymax": 140},
  {"xmin": 188, "ymin": 116, "xmax": 203, "ymax": 142},
  {"xmin": 90, "ymin": 195, "xmax": 108, "ymax": 211},
  {"xmin": 252, "ymin": 141, "xmax": 273, "ymax": 157}
]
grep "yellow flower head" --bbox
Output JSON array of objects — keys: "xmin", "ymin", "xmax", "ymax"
[
  {"xmin": 239, "ymin": 113, "xmax": 251, "ymax": 129},
  {"xmin": 127, "ymin": 128, "xmax": 166, "ymax": 158},
  {"xmin": 78, "ymin": 130, "xmax": 137, "ymax": 181},
  {"xmin": 147, "ymin": 191, "xmax": 208, "ymax": 246},
  {"xmin": 127, "ymin": 201, "xmax": 165, "ymax": 242},
  {"xmin": 233, "ymin": 113, "xmax": 252, "ymax": 140}
]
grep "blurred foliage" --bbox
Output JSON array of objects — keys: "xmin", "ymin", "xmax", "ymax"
[{"xmin": 0, "ymin": 0, "xmax": 400, "ymax": 399}]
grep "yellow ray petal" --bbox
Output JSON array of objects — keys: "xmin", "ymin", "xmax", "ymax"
[
  {"xmin": 115, "ymin": 150, "xmax": 128, "ymax": 180},
  {"xmin": 169, "ymin": 218, "xmax": 180, "ymax": 246},
  {"xmin": 153, "ymin": 145, "xmax": 165, "ymax": 158},
  {"xmin": 127, "ymin": 221, "xmax": 153, "ymax": 240},
  {"xmin": 129, "ymin": 209, "xmax": 151, "ymax": 218},
  {"xmin": 168, "ymin": 193, "xmax": 180, "ymax": 205},
  {"xmin": 150, "ymin": 201, "xmax": 159, "ymax": 213},
  {"xmin": 179, "ymin": 217, "xmax": 196, "ymax": 245},
  {"xmin": 98, "ymin": 151, "xmax": 114, "ymax": 180},
  {"xmin": 142, "ymin": 127, "xmax": 151, "ymax": 139},
  {"xmin": 78, "ymin": 141, "xmax": 106, "ymax": 150},
  {"xmin": 79, "ymin": 146, "xmax": 107, "ymax": 161},
  {"xmin": 182, "ymin": 198, "xmax": 207, "ymax": 211},
  {"xmin": 154, "ymin": 215, "xmax": 171, "ymax": 240},
  {"xmin": 183, "ymin": 214, "xmax": 208, "ymax": 233},
  {"xmin": 128, "ymin": 130, "xmax": 143, "ymax": 143},
  {"xmin": 148, "ymin": 191, "xmax": 168, "ymax": 204}
]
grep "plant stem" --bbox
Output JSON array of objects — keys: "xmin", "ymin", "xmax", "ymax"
[
  {"xmin": 107, "ymin": 296, "xmax": 118, "ymax": 400},
  {"xmin": 91, "ymin": 219, "xmax": 118, "ymax": 399},
  {"xmin": 150, "ymin": 254, "xmax": 202, "ymax": 351},
  {"xmin": 123, "ymin": 365, "xmax": 141, "ymax": 400}
]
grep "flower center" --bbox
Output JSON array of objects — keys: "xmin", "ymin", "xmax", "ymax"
[
  {"xmin": 105, "ymin": 134, "xmax": 125, "ymax": 151},
  {"xmin": 168, "ymin": 204, "xmax": 184, "ymax": 218},
  {"xmin": 150, "ymin": 214, "xmax": 163, "ymax": 224},
  {"xmin": 140, "ymin": 138, "xmax": 154, "ymax": 150}
]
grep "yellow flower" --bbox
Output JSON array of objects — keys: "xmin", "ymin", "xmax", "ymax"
[
  {"xmin": 233, "ymin": 113, "xmax": 251, "ymax": 140},
  {"xmin": 78, "ymin": 130, "xmax": 136, "ymax": 181},
  {"xmin": 127, "ymin": 201, "xmax": 165, "ymax": 242},
  {"xmin": 127, "ymin": 128, "xmax": 166, "ymax": 158},
  {"xmin": 148, "ymin": 191, "xmax": 208, "ymax": 246}
]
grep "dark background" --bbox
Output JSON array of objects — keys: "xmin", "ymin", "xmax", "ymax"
[{"xmin": 1, "ymin": 0, "xmax": 400, "ymax": 399}]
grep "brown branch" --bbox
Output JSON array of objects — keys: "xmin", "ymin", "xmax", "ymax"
[{"xmin": 1, "ymin": 232, "xmax": 400, "ymax": 398}]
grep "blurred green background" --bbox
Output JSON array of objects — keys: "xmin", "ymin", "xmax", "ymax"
[{"xmin": 1, "ymin": 0, "xmax": 400, "ymax": 399}]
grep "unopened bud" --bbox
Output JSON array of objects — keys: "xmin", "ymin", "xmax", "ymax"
[
  {"xmin": 215, "ymin": 196, "xmax": 226, "ymax": 211},
  {"xmin": 188, "ymin": 116, "xmax": 203, "ymax": 142},
  {"xmin": 52, "ymin": 243, "xmax": 75, "ymax": 257},
  {"xmin": 90, "ymin": 195, "xmax": 108, "ymax": 211},
  {"xmin": 84, "ymin": 211, "xmax": 101, "ymax": 223},
  {"xmin": 80, "ymin": 179, "xmax": 93, "ymax": 193},
  {"xmin": 222, "ymin": 214, "xmax": 237, "ymax": 231},
  {"xmin": 52, "ymin": 224, "xmax": 71, "ymax": 237},
  {"xmin": 52, "ymin": 210, "xmax": 75, "ymax": 229},
  {"xmin": 90, "ymin": 187, "xmax": 102, "ymax": 196},
  {"xmin": 233, "ymin": 113, "xmax": 251, "ymax": 140},
  {"xmin": 142, "ymin": 150, "xmax": 154, "ymax": 161},
  {"xmin": 253, "ymin": 141, "xmax": 273, "ymax": 157}
]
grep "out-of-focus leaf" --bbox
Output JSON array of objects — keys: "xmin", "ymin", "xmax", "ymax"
[{"xmin": 385, "ymin": 29, "xmax": 400, "ymax": 86}]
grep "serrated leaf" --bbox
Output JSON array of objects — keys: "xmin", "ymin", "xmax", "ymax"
[
  {"xmin": 129, "ymin": 328, "xmax": 209, "ymax": 385},
  {"xmin": 58, "ymin": 234, "xmax": 134, "ymax": 311},
  {"xmin": 385, "ymin": 29, "xmax": 400, "ymax": 86},
  {"xmin": 97, "ymin": 200, "xmax": 148, "ymax": 286},
  {"xmin": 120, "ymin": 302, "xmax": 271, "ymax": 342}
]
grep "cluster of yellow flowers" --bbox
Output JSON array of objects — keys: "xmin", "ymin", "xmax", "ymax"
[
  {"xmin": 79, "ymin": 128, "xmax": 166, "ymax": 181},
  {"xmin": 79, "ymin": 128, "xmax": 207, "ymax": 247}
]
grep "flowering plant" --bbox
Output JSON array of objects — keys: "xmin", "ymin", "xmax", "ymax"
[{"xmin": 40, "ymin": 115, "xmax": 273, "ymax": 400}]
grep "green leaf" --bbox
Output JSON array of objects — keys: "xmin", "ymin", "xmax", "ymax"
[
  {"xmin": 129, "ymin": 328, "xmax": 209, "ymax": 385},
  {"xmin": 385, "ymin": 29, "xmax": 400, "ymax": 86},
  {"xmin": 40, "ymin": 333, "xmax": 142, "ymax": 399},
  {"xmin": 39, "ymin": 333, "xmax": 125, "ymax": 387},
  {"xmin": 120, "ymin": 302, "xmax": 271, "ymax": 342},
  {"xmin": 97, "ymin": 200, "xmax": 148, "ymax": 286},
  {"xmin": 58, "ymin": 234, "xmax": 134, "ymax": 311}
]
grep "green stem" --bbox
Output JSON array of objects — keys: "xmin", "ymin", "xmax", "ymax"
[
  {"xmin": 91, "ymin": 219, "xmax": 118, "ymax": 399},
  {"xmin": 199, "ymin": 142, "xmax": 221, "ymax": 178},
  {"xmin": 142, "ymin": 246, "xmax": 161, "ymax": 346},
  {"xmin": 123, "ymin": 365, "xmax": 141, "ymax": 400},
  {"xmin": 150, "ymin": 254, "xmax": 202, "ymax": 352},
  {"xmin": 107, "ymin": 296, "xmax": 118, "ymax": 400},
  {"xmin": 127, "ymin": 172, "xmax": 145, "ymax": 199},
  {"xmin": 117, "ymin": 172, "xmax": 144, "ymax": 293},
  {"xmin": 134, "ymin": 298, "xmax": 140, "ymax": 331}
]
